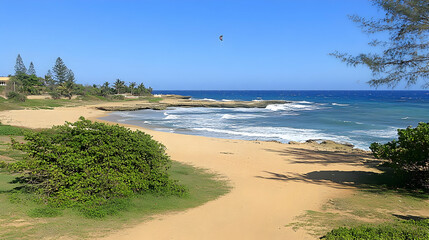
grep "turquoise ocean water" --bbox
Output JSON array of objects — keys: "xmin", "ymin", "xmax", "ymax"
[{"xmin": 100, "ymin": 90, "xmax": 429, "ymax": 150}]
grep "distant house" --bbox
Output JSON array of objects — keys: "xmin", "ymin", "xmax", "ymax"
[{"xmin": 0, "ymin": 77, "xmax": 10, "ymax": 86}]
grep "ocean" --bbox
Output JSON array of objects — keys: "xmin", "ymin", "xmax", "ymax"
[{"xmin": 100, "ymin": 90, "xmax": 429, "ymax": 150}]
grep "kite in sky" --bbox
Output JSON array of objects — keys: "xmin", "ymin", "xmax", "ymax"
[{"xmin": 219, "ymin": 35, "xmax": 223, "ymax": 41}]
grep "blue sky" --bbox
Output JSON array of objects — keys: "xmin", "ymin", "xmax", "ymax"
[{"xmin": 0, "ymin": 0, "xmax": 410, "ymax": 90}]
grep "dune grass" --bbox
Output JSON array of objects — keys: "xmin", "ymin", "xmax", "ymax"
[{"xmin": 0, "ymin": 126, "xmax": 229, "ymax": 239}]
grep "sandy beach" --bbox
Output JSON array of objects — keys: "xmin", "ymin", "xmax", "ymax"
[{"xmin": 0, "ymin": 104, "xmax": 379, "ymax": 239}]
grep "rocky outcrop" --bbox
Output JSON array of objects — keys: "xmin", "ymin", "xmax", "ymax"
[{"xmin": 95, "ymin": 99, "xmax": 288, "ymax": 111}]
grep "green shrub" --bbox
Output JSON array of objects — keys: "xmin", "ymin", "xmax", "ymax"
[
  {"xmin": 110, "ymin": 95, "xmax": 125, "ymax": 100},
  {"xmin": 6, "ymin": 91, "xmax": 26, "ymax": 102},
  {"xmin": 9, "ymin": 117, "xmax": 185, "ymax": 209},
  {"xmin": 322, "ymin": 219, "xmax": 429, "ymax": 240},
  {"xmin": 370, "ymin": 122, "xmax": 429, "ymax": 189},
  {"xmin": 0, "ymin": 161, "xmax": 7, "ymax": 169},
  {"xmin": 48, "ymin": 91, "xmax": 61, "ymax": 100}
]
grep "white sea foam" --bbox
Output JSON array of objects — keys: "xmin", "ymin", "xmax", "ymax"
[
  {"xmin": 192, "ymin": 126, "xmax": 354, "ymax": 143},
  {"xmin": 231, "ymin": 107, "xmax": 269, "ymax": 113},
  {"xmin": 221, "ymin": 99, "xmax": 234, "ymax": 102},
  {"xmin": 200, "ymin": 98, "xmax": 217, "ymax": 101},
  {"xmin": 401, "ymin": 117, "xmax": 410, "ymax": 120},
  {"xmin": 266, "ymin": 102, "xmax": 320, "ymax": 112},
  {"xmin": 164, "ymin": 115, "xmax": 179, "ymax": 120},
  {"xmin": 332, "ymin": 103, "xmax": 350, "ymax": 106},
  {"xmin": 295, "ymin": 101, "xmax": 314, "ymax": 104},
  {"xmin": 343, "ymin": 121, "xmax": 364, "ymax": 125},
  {"xmin": 352, "ymin": 127, "xmax": 398, "ymax": 139},
  {"xmin": 167, "ymin": 107, "xmax": 221, "ymax": 114},
  {"xmin": 220, "ymin": 114, "xmax": 264, "ymax": 120}
]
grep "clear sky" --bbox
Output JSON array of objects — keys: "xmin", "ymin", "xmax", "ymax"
[{"xmin": 0, "ymin": 0, "xmax": 412, "ymax": 90}]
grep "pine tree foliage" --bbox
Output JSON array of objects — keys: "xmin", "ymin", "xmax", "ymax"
[
  {"xmin": 331, "ymin": 0, "xmax": 429, "ymax": 88},
  {"xmin": 27, "ymin": 62, "xmax": 36, "ymax": 76},
  {"xmin": 52, "ymin": 57, "xmax": 69, "ymax": 84},
  {"xmin": 14, "ymin": 54, "xmax": 27, "ymax": 75}
]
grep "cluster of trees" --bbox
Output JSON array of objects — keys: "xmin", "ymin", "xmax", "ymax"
[
  {"xmin": 6, "ymin": 54, "xmax": 152, "ymax": 100},
  {"xmin": 87, "ymin": 79, "xmax": 153, "ymax": 98}
]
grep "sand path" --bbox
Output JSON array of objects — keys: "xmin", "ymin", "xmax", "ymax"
[{"xmin": 0, "ymin": 106, "xmax": 376, "ymax": 239}]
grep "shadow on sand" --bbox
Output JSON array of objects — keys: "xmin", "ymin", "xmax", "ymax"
[
  {"xmin": 264, "ymin": 147, "xmax": 376, "ymax": 166},
  {"xmin": 258, "ymin": 146, "xmax": 428, "ymax": 197}
]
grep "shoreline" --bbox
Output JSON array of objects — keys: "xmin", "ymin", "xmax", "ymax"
[
  {"xmin": 100, "ymin": 111, "xmax": 366, "ymax": 153},
  {"xmin": 0, "ymin": 105, "xmax": 378, "ymax": 239}
]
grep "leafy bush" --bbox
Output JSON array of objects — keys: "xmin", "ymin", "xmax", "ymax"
[
  {"xmin": 322, "ymin": 219, "xmax": 429, "ymax": 240},
  {"xmin": 0, "ymin": 161, "xmax": 7, "ymax": 169},
  {"xmin": 110, "ymin": 95, "xmax": 125, "ymax": 100},
  {"xmin": 9, "ymin": 117, "xmax": 185, "ymax": 209},
  {"xmin": 48, "ymin": 90, "xmax": 61, "ymax": 100},
  {"xmin": 370, "ymin": 122, "xmax": 429, "ymax": 189},
  {"xmin": 6, "ymin": 91, "xmax": 26, "ymax": 102}
]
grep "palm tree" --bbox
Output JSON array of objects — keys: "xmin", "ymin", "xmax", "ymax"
[
  {"xmin": 136, "ymin": 83, "xmax": 146, "ymax": 96},
  {"xmin": 101, "ymin": 81, "xmax": 110, "ymax": 96},
  {"xmin": 113, "ymin": 79, "xmax": 125, "ymax": 94},
  {"xmin": 129, "ymin": 82, "xmax": 136, "ymax": 95}
]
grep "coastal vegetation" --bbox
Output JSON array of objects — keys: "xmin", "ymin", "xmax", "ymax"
[
  {"xmin": 289, "ymin": 188, "xmax": 428, "ymax": 239},
  {"xmin": 370, "ymin": 122, "xmax": 429, "ymax": 190},
  {"xmin": 0, "ymin": 122, "xmax": 229, "ymax": 239},
  {"xmin": 323, "ymin": 219, "xmax": 429, "ymax": 240},
  {"xmin": 311, "ymin": 122, "xmax": 429, "ymax": 239},
  {"xmin": 3, "ymin": 54, "xmax": 153, "ymax": 101},
  {"xmin": 322, "ymin": 0, "xmax": 429, "ymax": 238},
  {"xmin": 8, "ymin": 118, "xmax": 186, "ymax": 215},
  {"xmin": 332, "ymin": 0, "xmax": 429, "ymax": 88}
]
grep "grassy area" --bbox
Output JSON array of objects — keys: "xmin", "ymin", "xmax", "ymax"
[
  {"xmin": 0, "ymin": 97, "xmax": 83, "ymax": 111},
  {"xmin": 0, "ymin": 95, "xmax": 164, "ymax": 112},
  {"xmin": 322, "ymin": 219, "xmax": 429, "ymax": 239},
  {"xmin": 287, "ymin": 190, "xmax": 429, "ymax": 238},
  {"xmin": 0, "ymin": 124, "xmax": 27, "ymax": 136},
  {"xmin": 0, "ymin": 125, "xmax": 229, "ymax": 239},
  {"xmin": 145, "ymin": 97, "xmax": 163, "ymax": 103}
]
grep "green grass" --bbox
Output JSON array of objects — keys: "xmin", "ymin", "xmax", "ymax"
[
  {"xmin": 322, "ymin": 220, "xmax": 429, "ymax": 239},
  {"xmin": 147, "ymin": 97, "xmax": 163, "ymax": 103},
  {"xmin": 0, "ymin": 95, "xmax": 162, "ymax": 112},
  {"xmin": 0, "ymin": 98, "xmax": 79, "ymax": 111},
  {"xmin": 0, "ymin": 124, "xmax": 26, "ymax": 136},
  {"xmin": 132, "ymin": 96, "xmax": 163, "ymax": 103},
  {"xmin": 287, "ymin": 190, "xmax": 429, "ymax": 238},
  {"xmin": 0, "ymin": 131, "xmax": 230, "ymax": 239}
]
